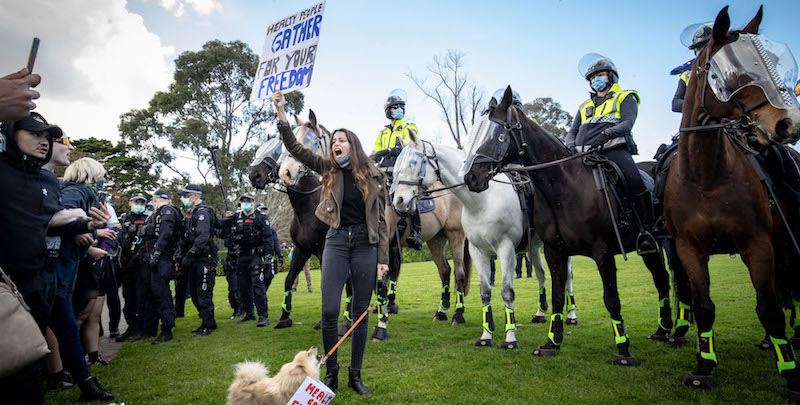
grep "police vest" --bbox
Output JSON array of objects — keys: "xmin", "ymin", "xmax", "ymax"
[
  {"xmin": 374, "ymin": 119, "xmax": 419, "ymax": 152},
  {"xmin": 233, "ymin": 212, "xmax": 263, "ymax": 250},
  {"xmin": 120, "ymin": 212, "xmax": 147, "ymax": 250},
  {"xmin": 578, "ymin": 83, "xmax": 640, "ymax": 126},
  {"xmin": 680, "ymin": 72, "xmax": 691, "ymax": 87}
]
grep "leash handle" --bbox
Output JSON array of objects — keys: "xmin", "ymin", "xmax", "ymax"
[{"xmin": 321, "ymin": 302, "xmax": 374, "ymax": 363}]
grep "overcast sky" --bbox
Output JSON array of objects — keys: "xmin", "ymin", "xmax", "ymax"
[{"xmin": 3, "ymin": 0, "xmax": 799, "ymax": 181}]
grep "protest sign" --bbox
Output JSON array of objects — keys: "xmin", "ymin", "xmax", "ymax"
[
  {"xmin": 286, "ymin": 376, "xmax": 335, "ymax": 405},
  {"xmin": 252, "ymin": 2, "xmax": 325, "ymax": 100}
]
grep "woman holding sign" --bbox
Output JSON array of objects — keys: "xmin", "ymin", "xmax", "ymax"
[{"xmin": 272, "ymin": 90, "xmax": 388, "ymax": 396}]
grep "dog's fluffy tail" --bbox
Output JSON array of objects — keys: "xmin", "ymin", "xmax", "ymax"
[{"xmin": 233, "ymin": 361, "xmax": 269, "ymax": 386}]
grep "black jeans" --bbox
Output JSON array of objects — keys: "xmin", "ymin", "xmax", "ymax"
[{"xmin": 321, "ymin": 224, "xmax": 377, "ymax": 371}]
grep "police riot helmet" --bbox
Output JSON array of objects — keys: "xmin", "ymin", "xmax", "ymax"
[
  {"xmin": 384, "ymin": 88, "xmax": 408, "ymax": 119},
  {"xmin": 492, "ymin": 88, "xmax": 523, "ymax": 109},
  {"xmin": 579, "ymin": 53, "xmax": 619, "ymax": 84},
  {"xmin": 680, "ymin": 22, "xmax": 713, "ymax": 50}
]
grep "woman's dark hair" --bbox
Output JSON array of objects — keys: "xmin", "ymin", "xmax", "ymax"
[{"xmin": 322, "ymin": 128, "xmax": 373, "ymax": 202}]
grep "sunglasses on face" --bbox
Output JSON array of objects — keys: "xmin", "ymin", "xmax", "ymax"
[{"xmin": 53, "ymin": 137, "xmax": 72, "ymax": 147}]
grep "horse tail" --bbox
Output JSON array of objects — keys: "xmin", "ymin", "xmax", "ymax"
[{"xmin": 462, "ymin": 238, "xmax": 472, "ymax": 296}]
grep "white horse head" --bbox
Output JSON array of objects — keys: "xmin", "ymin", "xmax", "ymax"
[
  {"xmin": 391, "ymin": 135, "xmax": 440, "ymax": 213},
  {"xmin": 278, "ymin": 110, "xmax": 330, "ymax": 186}
]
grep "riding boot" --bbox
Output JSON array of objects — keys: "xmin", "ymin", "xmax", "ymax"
[
  {"xmin": 406, "ymin": 211, "xmax": 423, "ymax": 250},
  {"xmin": 322, "ymin": 364, "xmax": 339, "ymax": 391},
  {"xmin": 348, "ymin": 368, "xmax": 373, "ymax": 396},
  {"xmin": 633, "ymin": 191, "xmax": 658, "ymax": 255}
]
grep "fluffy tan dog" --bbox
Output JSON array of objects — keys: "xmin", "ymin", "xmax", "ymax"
[{"xmin": 227, "ymin": 347, "xmax": 322, "ymax": 405}]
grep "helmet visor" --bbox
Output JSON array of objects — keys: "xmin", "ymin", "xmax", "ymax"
[
  {"xmin": 298, "ymin": 128, "xmax": 325, "ymax": 155},
  {"xmin": 250, "ymin": 138, "xmax": 284, "ymax": 167},
  {"xmin": 390, "ymin": 146, "xmax": 428, "ymax": 194},
  {"xmin": 708, "ymin": 34, "xmax": 799, "ymax": 110},
  {"xmin": 578, "ymin": 53, "xmax": 616, "ymax": 79},
  {"xmin": 680, "ymin": 22, "xmax": 713, "ymax": 48},
  {"xmin": 460, "ymin": 115, "xmax": 510, "ymax": 176}
]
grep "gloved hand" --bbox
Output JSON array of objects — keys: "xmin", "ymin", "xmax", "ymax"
[
  {"xmin": 180, "ymin": 252, "xmax": 194, "ymax": 269},
  {"xmin": 568, "ymin": 144, "xmax": 578, "ymax": 154},
  {"xmin": 590, "ymin": 130, "xmax": 613, "ymax": 151},
  {"xmin": 277, "ymin": 254, "xmax": 284, "ymax": 266},
  {"xmin": 149, "ymin": 251, "xmax": 161, "ymax": 268}
]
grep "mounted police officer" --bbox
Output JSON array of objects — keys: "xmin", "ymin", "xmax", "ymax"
[
  {"xmin": 565, "ymin": 53, "xmax": 658, "ymax": 255},
  {"xmin": 138, "ymin": 188, "xmax": 180, "ymax": 344},
  {"xmin": 217, "ymin": 193, "xmax": 274, "ymax": 327},
  {"xmin": 178, "ymin": 184, "xmax": 218, "ymax": 337},
  {"xmin": 114, "ymin": 193, "xmax": 148, "ymax": 342},
  {"xmin": 220, "ymin": 202, "xmax": 242, "ymax": 320},
  {"xmin": 672, "ymin": 23, "xmax": 713, "ymax": 113},
  {"xmin": 372, "ymin": 88, "xmax": 423, "ymax": 250}
]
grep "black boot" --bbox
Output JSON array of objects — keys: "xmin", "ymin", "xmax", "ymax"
[
  {"xmin": 237, "ymin": 312, "xmax": 256, "ymax": 323},
  {"xmin": 151, "ymin": 328, "xmax": 173, "ymax": 345},
  {"xmin": 348, "ymin": 368, "xmax": 373, "ymax": 396},
  {"xmin": 633, "ymin": 191, "xmax": 658, "ymax": 255},
  {"xmin": 87, "ymin": 351, "xmax": 110, "ymax": 366},
  {"xmin": 406, "ymin": 212, "xmax": 423, "ymax": 250},
  {"xmin": 45, "ymin": 370, "xmax": 74, "ymax": 392},
  {"xmin": 78, "ymin": 376, "xmax": 118, "ymax": 402},
  {"xmin": 257, "ymin": 316, "xmax": 269, "ymax": 327},
  {"xmin": 322, "ymin": 364, "xmax": 339, "ymax": 391}
]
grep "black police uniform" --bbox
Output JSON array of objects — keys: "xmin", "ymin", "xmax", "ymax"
[
  {"xmin": 117, "ymin": 211, "xmax": 148, "ymax": 337},
  {"xmin": 173, "ymin": 213, "xmax": 190, "ymax": 317},
  {"xmin": 220, "ymin": 225, "xmax": 241, "ymax": 317},
  {"xmin": 139, "ymin": 203, "xmax": 180, "ymax": 336},
  {"xmin": 218, "ymin": 210, "xmax": 274, "ymax": 320},
  {"xmin": 181, "ymin": 202, "xmax": 218, "ymax": 332}
]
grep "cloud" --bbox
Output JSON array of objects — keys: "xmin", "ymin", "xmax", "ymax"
[
  {"xmin": 155, "ymin": 0, "xmax": 223, "ymax": 17},
  {"xmin": 0, "ymin": 0, "xmax": 175, "ymax": 142}
]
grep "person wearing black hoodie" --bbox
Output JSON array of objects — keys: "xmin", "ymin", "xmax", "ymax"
[{"xmin": 0, "ymin": 113, "xmax": 114, "ymax": 404}]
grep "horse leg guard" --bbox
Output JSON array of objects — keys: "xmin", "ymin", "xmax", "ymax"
[
  {"xmin": 669, "ymin": 301, "xmax": 691, "ymax": 346},
  {"xmin": 434, "ymin": 285, "xmax": 450, "ymax": 321},
  {"xmin": 451, "ymin": 291, "xmax": 466, "ymax": 326},
  {"xmin": 539, "ymin": 287, "xmax": 548, "ymax": 312},
  {"xmin": 683, "ymin": 330, "xmax": 718, "ymax": 390},
  {"xmin": 500, "ymin": 307, "xmax": 520, "ymax": 350},
  {"xmin": 338, "ymin": 296, "xmax": 353, "ymax": 337},
  {"xmin": 533, "ymin": 313, "xmax": 562, "ymax": 357},
  {"xmin": 648, "ymin": 297, "xmax": 672, "ymax": 342},
  {"xmin": 768, "ymin": 336, "xmax": 800, "ymax": 400},
  {"xmin": 790, "ymin": 300, "xmax": 800, "ymax": 350},
  {"xmin": 611, "ymin": 319, "xmax": 637, "ymax": 367},
  {"xmin": 387, "ymin": 280, "xmax": 399, "ymax": 314},
  {"xmin": 475, "ymin": 305, "xmax": 495, "ymax": 347},
  {"xmin": 275, "ymin": 291, "xmax": 293, "ymax": 329},
  {"xmin": 565, "ymin": 292, "xmax": 579, "ymax": 325}
]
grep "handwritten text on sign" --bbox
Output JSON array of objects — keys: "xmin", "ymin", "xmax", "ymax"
[
  {"xmin": 252, "ymin": 2, "xmax": 325, "ymax": 100},
  {"xmin": 287, "ymin": 376, "xmax": 335, "ymax": 405}
]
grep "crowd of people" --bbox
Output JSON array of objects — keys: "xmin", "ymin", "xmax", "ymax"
[{"xmin": 0, "ymin": 67, "xmax": 296, "ymax": 404}]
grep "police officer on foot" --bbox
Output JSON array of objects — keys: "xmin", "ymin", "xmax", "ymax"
[
  {"xmin": 139, "ymin": 188, "xmax": 180, "ymax": 344},
  {"xmin": 115, "ymin": 193, "xmax": 148, "ymax": 342},
  {"xmin": 566, "ymin": 54, "xmax": 657, "ymax": 255},
  {"xmin": 218, "ymin": 193, "xmax": 274, "ymax": 327},
  {"xmin": 373, "ymin": 88, "xmax": 423, "ymax": 250},
  {"xmin": 220, "ymin": 203, "xmax": 242, "ymax": 320},
  {"xmin": 178, "ymin": 184, "xmax": 218, "ymax": 337}
]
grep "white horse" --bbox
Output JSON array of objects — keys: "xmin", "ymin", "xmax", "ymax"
[{"xmin": 391, "ymin": 136, "xmax": 577, "ymax": 349}]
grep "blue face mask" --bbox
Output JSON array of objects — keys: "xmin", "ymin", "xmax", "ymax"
[
  {"xmin": 392, "ymin": 108, "xmax": 404, "ymax": 120},
  {"xmin": 241, "ymin": 202, "xmax": 253, "ymax": 212},
  {"xmin": 144, "ymin": 209, "xmax": 153, "ymax": 216},
  {"xmin": 181, "ymin": 197, "xmax": 192, "ymax": 207},
  {"xmin": 132, "ymin": 205, "xmax": 145, "ymax": 215},
  {"xmin": 590, "ymin": 76, "xmax": 608, "ymax": 92},
  {"xmin": 94, "ymin": 179, "xmax": 105, "ymax": 190}
]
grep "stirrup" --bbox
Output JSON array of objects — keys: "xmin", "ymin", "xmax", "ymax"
[{"xmin": 636, "ymin": 232, "xmax": 658, "ymax": 255}]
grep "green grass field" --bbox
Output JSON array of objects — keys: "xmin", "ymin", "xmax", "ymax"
[{"xmin": 47, "ymin": 255, "xmax": 795, "ymax": 404}]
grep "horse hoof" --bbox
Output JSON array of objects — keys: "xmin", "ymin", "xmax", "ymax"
[
  {"xmin": 647, "ymin": 329, "xmax": 669, "ymax": 342},
  {"xmin": 683, "ymin": 372, "xmax": 715, "ymax": 390},
  {"xmin": 611, "ymin": 354, "xmax": 638, "ymax": 367},
  {"xmin": 500, "ymin": 341, "xmax": 520, "ymax": 350},
  {"xmin": 668, "ymin": 335, "xmax": 690, "ymax": 347},
  {"xmin": 433, "ymin": 311, "xmax": 448, "ymax": 321},
  {"xmin": 388, "ymin": 303, "xmax": 399, "ymax": 314},
  {"xmin": 338, "ymin": 323, "xmax": 352, "ymax": 337},
  {"xmin": 371, "ymin": 326, "xmax": 388, "ymax": 341},
  {"xmin": 475, "ymin": 339, "xmax": 494, "ymax": 347},
  {"xmin": 531, "ymin": 315, "xmax": 547, "ymax": 324},
  {"xmin": 757, "ymin": 338, "xmax": 773, "ymax": 351},
  {"xmin": 274, "ymin": 318, "xmax": 293, "ymax": 329},
  {"xmin": 565, "ymin": 318, "xmax": 579, "ymax": 326},
  {"xmin": 784, "ymin": 388, "xmax": 800, "ymax": 402},
  {"xmin": 313, "ymin": 321, "xmax": 322, "ymax": 330},
  {"xmin": 451, "ymin": 312, "xmax": 466, "ymax": 326},
  {"xmin": 532, "ymin": 346, "xmax": 558, "ymax": 358}
]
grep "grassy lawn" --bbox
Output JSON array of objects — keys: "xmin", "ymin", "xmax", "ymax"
[{"xmin": 47, "ymin": 254, "xmax": 793, "ymax": 404}]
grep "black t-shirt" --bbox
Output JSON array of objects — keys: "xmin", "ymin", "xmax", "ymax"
[{"xmin": 340, "ymin": 169, "xmax": 366, "ymax": 227}]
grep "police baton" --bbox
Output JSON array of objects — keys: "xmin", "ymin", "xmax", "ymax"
[{"xmin": 207, "ymin": 146, "xmax": 230, "ymax": 211}]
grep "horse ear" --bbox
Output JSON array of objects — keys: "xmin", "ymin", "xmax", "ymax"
[
  {"xmin": 309, "ymin": 109, "xmax": 318, "ymax": 128},
  {"xmin": 712, "ymin": 6, "xmax": 731, "ymax": 44},
  {"xmin": 293, "ymin": 113, "xmax": 304, "ymax": 127},
  {"xmin": 742, "ymin": 5, "xmax": 763, "ymax": 34},
  {"xmin": 498, "ymin": 86, "xmax": 514, "ymax": 111},
  {"xmin": 397, "ymin": 137, "xmax": 407, "ymax": 148}
]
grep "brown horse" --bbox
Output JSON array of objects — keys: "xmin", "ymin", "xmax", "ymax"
[{"xmin": 664, "ymin": 6, "xmax": 800, "ymax": 396}]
